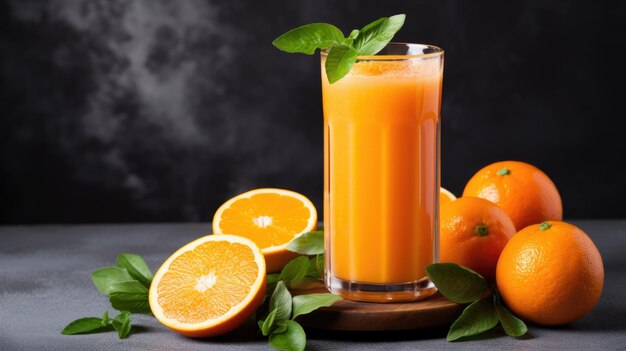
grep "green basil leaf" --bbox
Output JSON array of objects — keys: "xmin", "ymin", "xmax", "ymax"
[
  {"xmin": 113, "ymin": 311, "xmax": 132, "ymax": 323},
  {"xmin": 278, "ymin": 256, "xmax": 310, "ymax": 282},
  {"xmin": 91, "ymin": 266, "xmax": 133, "ymax": 296},
  {"xmin": 273, "ymin": 23, "xmax": 345, "ymax": 55},
  {"xmin": 260, "ymin": 308, "xmax": 278, "ymax": 336},
  {"xmin": 494, "ymin": 289, "xmax": 527, "ymax": 337},
  {"xmin": 287, "ymin": 231, "xmax": 324, "ymax": 255},
  {"xmin": 268, "ymin": 320, "xmax": 306, "ymax": 351},
  {"xmin": 348, "ymin": 29, "xmax": 360, "ymax": 40},
  {"xmin": 109, "ymin": 281, "xmax": 151, "ymax": 314},
  {"xmin": 494, "ymin": 304, "xmax": 527, "ymax": 337},
  {"xmin": 269, "ymin": 281, "xmax": 292, "ymax": 323},
  {"xmin": 109, "ymin": 296, "xmax": 150, "ymax": 314},
  {"xmin": 61, "ymin": 317, "xmax": 110, "ymax": 335},
  {"xmin": 273, "ymin": 321, "xmax": 288, "ymax": 334},
  {"xmin": 267, "ymin": 273, "xmax": 281, "ymax": 285},
  {"xmin": 116, "ymin": 253, "xmax": 153, "ymax": 287},
  {"xmin": 314, "ymin": 254, "xmax": 324, "ymax": 277},
  {"xmin": 447, "ymin": 299, "xmax": 499, "ymax": 342},
  {"xmin": 101, "ymin": 310, "xmax": 110, "ymax": 326},
  {"xmin": 112, "ymin": 311, "xmax": 132, "ymax": 339},
  {"xmin": 354, "ymin": 14, "xmax": 406, "ymax": 56},
  {"xmin": 109, "ymin": 280, "xmax": 149, "ymax": 294},
  {"xmin": 325, "ymin": 45, "xmax": 358, "ymax": 84},
  {"xmin": 292, "ymin": 293, "xmax": 342, "ymax": 320},
  {"xmin": 425, "ymin": 263, "xmax": 487, "ymax": 304},
  {"xmin": 305, "ymin": 255, "xmax": 323, "ymax": 279}
]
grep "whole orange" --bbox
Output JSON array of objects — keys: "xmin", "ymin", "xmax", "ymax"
[
  {"xmin": 440, "ymin": 197, "xmax": 516, "ymax": 281},
  {"xmin": 496, "ymin": 221, "xmax": 604, "ymax": 326},
  {"xmin": 462, "ymin": 160, "xmax": 563, "ymax": 230}
]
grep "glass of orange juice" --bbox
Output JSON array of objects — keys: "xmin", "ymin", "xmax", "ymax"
[{"xmin": 322, "ymin": 43, "xmax": 444, "ymax": 302}]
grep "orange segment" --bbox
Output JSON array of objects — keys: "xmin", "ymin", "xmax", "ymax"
[
  {"xmin": 149, "ymin": 235, "xmax": 266, "ymax": 337},
  {"xmin": 212, "ymin": 188, "xmax": 317, "ymax": 272},
  {"xmin": 439, "ymin": 187, "xmax": 457, "ymax": 207}
]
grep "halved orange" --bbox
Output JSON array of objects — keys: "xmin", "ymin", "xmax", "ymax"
[
  {"xmin": 212, "ymin": 188, "xmax": 317, "ymax": 273},
  {"xmin": 149, "ymin": 235, "xmax": 266, "ymax": 337},
  {"xmin": 440, "ymin": 187, "xmax": 457, "ymax": 207}
]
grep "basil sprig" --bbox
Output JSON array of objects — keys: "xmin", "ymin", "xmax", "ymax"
[
  {"xmin": 61, "ymin": 310, "xmax": 133, "ymax": 339},
  {"xmin": 273, "ymin": 14, "xmax": 406, "ymax": 83},
  {"xmin": 256, "ymin": 227, "xmax": 341, "ymax": 351},
  {"xmin": 258, "ymin": 278, "xmax": 341, "ymax": 351},
  {"xmin": 61, "ymin": 253, "xmax": 153, "ymax": 339},
  {"xmin": 426, "ymin": 263, "xmax": 528, "ymax": 341}
]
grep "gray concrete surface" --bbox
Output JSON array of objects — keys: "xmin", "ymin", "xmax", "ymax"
[{"xmin": 1, "ymin": 221, "xmax": 625, "ymax": 350}]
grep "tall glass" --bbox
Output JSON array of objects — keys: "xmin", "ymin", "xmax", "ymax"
[{"xmin": 322, "ymin": 43, "xmax": 444, "ymax": 302}]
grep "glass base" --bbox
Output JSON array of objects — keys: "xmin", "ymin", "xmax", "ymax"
[{"xmin": 325, "ymin": 273, "xmax": 437, "ymax": 303}]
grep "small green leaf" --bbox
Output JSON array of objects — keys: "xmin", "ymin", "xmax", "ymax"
[
  {"xmin": 268, "ymin": 320, "xmax": 306, "ymax": 351},
  {"xmin": 109, "ymin": 281, "xmax": 151, "ymax": 314},
  {"xmin": 348, "ymin": 29, "xmax": 360, "ymax": 40},
  {"xmin": 112, "ymin": 311, "xmax": 132, "ymax": 339},
  {"xmin": 269, "ymin": 281, "xmax": 292, "ymax": 323},
  {"xmin": 494, "ymin": 304, "xmax": 527, "ymax": 337},
  {"xmin": 305, "ymin": 255, "xmax": 324, "ymax": 279},
  {"xmin": 61, "ymin": 317, "xmax": 110, "ymax": 335},
  {"xmin": 278, "ymin": 256, "xmax": 310, "ymax": 282},
  {"xmin": 113, "ymin": 311, "xmax": 131, "ymax": 323},
  {"xmin": 101, "ymin": 310, "xmax": 110, "ymax": 326},
  {"xmin": 325, "ymin": 45, "xmax": 358, "ymax": 84},
  {"xmin": 116, "ymin": 253, "xmax": 153, "ymax": 287},
  {"xmin": 91, "ymin": 266, "xmax": 133, "ymax": 296},
  {"xmin": 273, "ymin": 322, "xmax": 288, "ymax": 334},
  {"xmin": 354, "ymin": 14, "xmax": 406, "ymax": 55},
  {"xmin": 494, "ymin": 289, "xmax": 527, "ymax": 337},
  {"xmin": 426, "ymin": 263, "xmax": 487, "ymax": 304},
  {"xmin": 447, "ymin": 299, "xmax": 499, "ymax": 342},
  {"xmin": 260, "ymin": 308, "xmax": 278, "ymax": 336},
  {"xmin": 315, "ymin": 254, "xmax": 324, "ymax": 275},
  {"xmin": 109, "ymin": 296, "xmax": 150, "ymax": 314},
  {"xmin": 267, "ymin": 273, "xmax": 281, "ymax": 284},
  {"xmin": 287, "ymin": 231, "xmax": 324, "ymax": 255},
  {"xmin": 109, "ymin": 280, "xmax": 149, "ymax": 294},
  {"xmin": 273, "ymin": 23, "xmax": 345, "ymax": 55},
  {"xmin": 292, "ymin": 293, "xmax": 342, "ymax": 320}
]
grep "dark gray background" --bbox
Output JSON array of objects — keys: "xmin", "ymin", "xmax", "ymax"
[{"xmin": 1, "ymin": 0, "xmax": 625, "ymax": 224}]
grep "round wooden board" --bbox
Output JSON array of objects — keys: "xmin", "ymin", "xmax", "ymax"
[{"xmin": 292, "ymin": 283, "xmax": 463, "ymax": 331}]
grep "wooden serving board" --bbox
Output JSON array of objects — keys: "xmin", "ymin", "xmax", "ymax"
[{"xmin": 291, "ymin": 283, "xmax": 463, "ymax": 331}]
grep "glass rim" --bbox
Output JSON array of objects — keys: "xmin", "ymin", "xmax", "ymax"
[{"xmin": 321, "ymin": 42, "xmax": 444, "ymax": 61}]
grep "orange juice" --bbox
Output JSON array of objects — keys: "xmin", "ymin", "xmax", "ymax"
[{"xmin": 322, "ymin": 44, "xmax": 444, "ymax": 302}]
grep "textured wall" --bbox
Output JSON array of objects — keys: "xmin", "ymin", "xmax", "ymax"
[{"xmin": 1, "ymin": 0, "xmax": 625, "ymax": 223}]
